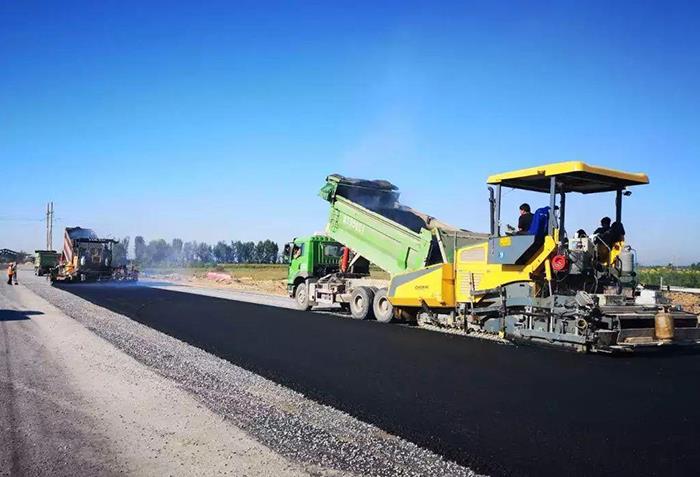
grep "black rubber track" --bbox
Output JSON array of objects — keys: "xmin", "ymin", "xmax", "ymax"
[{"xmin": 60, "ymin": 284, "xmax": 700, "ymax": 477}]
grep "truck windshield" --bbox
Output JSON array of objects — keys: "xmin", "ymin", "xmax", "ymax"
[{"xmin": 323, "ymin": 245, "xmax": 343, "ymax": 258}]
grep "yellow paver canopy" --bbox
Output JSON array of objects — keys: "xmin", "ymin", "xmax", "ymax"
[{"xmin": 487, "ymin": 161, "xmax": 649, "ymax": 194}]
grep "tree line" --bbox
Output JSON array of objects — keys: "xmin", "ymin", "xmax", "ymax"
[{"xmin": 112, "ymin": 237, "xmax": 280, "ymax": 267}]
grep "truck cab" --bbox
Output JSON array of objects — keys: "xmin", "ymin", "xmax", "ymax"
[{"xmin": 284, "ymin": 235, "xmax": 343, "ymax": 302}]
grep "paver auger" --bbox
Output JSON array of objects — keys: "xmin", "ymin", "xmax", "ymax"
[{"xmin": 288, "ymin": 162, "xmax": 700, "ymax": 352}]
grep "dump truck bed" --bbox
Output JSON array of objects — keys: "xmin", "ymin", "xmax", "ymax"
[
  {"xmin": 35, "ymin": 250, "xmax": 60, "ymax": 267},
  {"xmin": 320, "ymin": 175, "xmax": 486, "ymax": 276}
]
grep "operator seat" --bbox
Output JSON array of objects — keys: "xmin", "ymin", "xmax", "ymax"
[
  {"xmin": 517, "ymin": 206, "xmax": 549, "ymax": 263},
  {"xmin": 489, "ymin": 207, "xmax": 549, "ymax": 265},
  {"xmin": 527, "ymin": 206, "xmax": 550, "ymax": 237}
]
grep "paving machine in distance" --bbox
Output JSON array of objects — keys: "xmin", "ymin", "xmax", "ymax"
[
  {"xmin": 287, "ymin": 162, "xmax": 700, "ymax": 352},
  {"xmin": 50, "ymin": 227, "xmax": 138, "ymax": 283}
]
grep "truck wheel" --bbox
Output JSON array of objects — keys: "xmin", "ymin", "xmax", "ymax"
[
  {"xmin": 373, "ymin": 288, "xmax": 394, "ymax": 323},
  {"xmin": 294, "ymin": 282, "xmax": 312, "ymax": 311},
  {"xmin": 350, "ymin": 287, "xmax": 375, "ymax": 320}
]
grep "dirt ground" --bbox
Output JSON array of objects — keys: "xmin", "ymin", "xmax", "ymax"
[
  {"xmin": 146, "ymin": 265, "xmax": 388, "ymax": 297},
  {"xmin": 149, "ymin": 271, "xmax": 289, "ymax": 295},
  {"xmin": 667, "ymin": 292, "xmax": 700, "ymax": 315}
]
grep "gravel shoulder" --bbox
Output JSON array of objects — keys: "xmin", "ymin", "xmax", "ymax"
[
  {"xmin": 0, "ymin": 278, "xmax": 311, "ymax": 476},
  {"xmin": 19, "ymin": 273, "xmax": 477, "ymax": 477}
]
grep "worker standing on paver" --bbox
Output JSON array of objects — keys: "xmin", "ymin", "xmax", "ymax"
[{"xmin": 594, "ymin": 216, "xmax": 611, "ymax": 236}]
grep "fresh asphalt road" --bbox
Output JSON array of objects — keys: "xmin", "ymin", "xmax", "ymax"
[{"xmin": 59, "ymin": 283, "xmax": 700, "ymax": 477}]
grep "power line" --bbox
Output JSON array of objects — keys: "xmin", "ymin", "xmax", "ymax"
[{"xmin": 0, "ymin": 217, "xmax": 45, "ymax": 222}]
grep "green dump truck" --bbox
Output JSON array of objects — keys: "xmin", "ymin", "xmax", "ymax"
[
  {"xmin": 285, "ymin": 175, "xmax": 486, "ymax": 321},
  {"xmin": 34, "ymin": 250, "xmax": 60, "ymax": 276}
]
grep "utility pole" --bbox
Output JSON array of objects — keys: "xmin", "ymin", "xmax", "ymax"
[
  {"xmin": 46, "ymin": 201, "xmax": 54, "ymax": 250},
  {"xmin": 46, "ymin": 202, "xmax": 50, "ymax": 249},
  {"xmin": 50, "ymin": 202, "xmax": 54, "ymax": 250}
]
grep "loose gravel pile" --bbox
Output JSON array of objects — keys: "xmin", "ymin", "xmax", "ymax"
[{"xmin": 24, "ymin": 276, "xmax": 479, "ymax": 477}]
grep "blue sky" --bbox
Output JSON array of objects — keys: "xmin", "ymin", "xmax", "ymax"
[{"xmin": 1, "ymin": 0, "xmax": 698, "ymax": 264}]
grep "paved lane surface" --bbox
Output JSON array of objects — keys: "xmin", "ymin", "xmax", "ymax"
[{"xmin": 61, "ymin": 283, "xmax": 700, "ymax": 477}]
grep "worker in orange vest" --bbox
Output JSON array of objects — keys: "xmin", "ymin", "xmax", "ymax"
[{"xmin": 6, "ymin": 262, "xmax": 17, "ymax": 285}]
